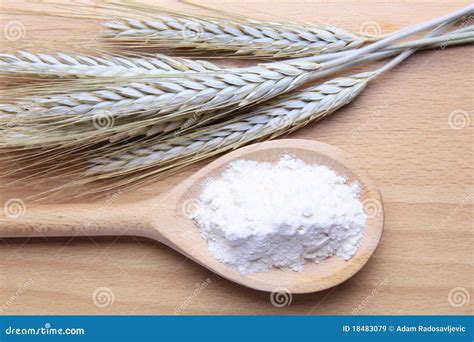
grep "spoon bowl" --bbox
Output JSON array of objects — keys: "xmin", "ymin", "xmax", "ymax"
[{"xmin": 0, "ymin": 139, "xmax": 384, "ymax": 293}]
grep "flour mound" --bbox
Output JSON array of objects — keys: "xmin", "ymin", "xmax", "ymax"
[{"xmin": 192, "ymin": 155, "xmax": 367, "ymax": 274}]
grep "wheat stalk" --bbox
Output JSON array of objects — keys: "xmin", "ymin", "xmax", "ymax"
[
  {"xmin": 85, "ymin": 15, "xmax": 469, "ymax": 179},
  {"xmin": 103, "ymin": 14, "xmax": 368, "ymax": 58},
  {"xmin": 2, "ymin": 26, "xmax": 472, "ymax": 153},
  {"xmin": 3, "ymin": 6, "xmax": 471, "ymax": 129},
  {"xmin": 2, "ymin": 29, "xmax": 471, "ymax": 148},
  {"xmin": 296, "ymin": 28, "xmax": 474, "ymax": 63},
  {"xmin": 18, "ymin": 7, "xmax": 474, "ymax": 120},
  {"xmin": 0, "ymin": 51, "xmax": 220, "ymax": 78}
]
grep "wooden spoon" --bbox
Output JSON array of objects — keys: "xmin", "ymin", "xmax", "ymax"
[{"xmin": 0, "ymin": 139, "xmax": 384, "ymax": 293}]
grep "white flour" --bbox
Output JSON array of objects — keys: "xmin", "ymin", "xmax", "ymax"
[{"xmin": 192, "ymin": 155, "xmax": 367, "ymax": 274}]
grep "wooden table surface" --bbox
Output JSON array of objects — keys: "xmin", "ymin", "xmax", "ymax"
[{"xmin": 0, "ymin": 0, "xmax": 472, "ymax": 315}]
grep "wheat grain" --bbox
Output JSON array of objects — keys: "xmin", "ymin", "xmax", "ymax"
[
  {"xmin": 103, "ymin": 14, "xmax": 367, "ymax": 58},
  {"xmin": 0, "ymin": 51, "xmax": 220, "ymax": 78}
]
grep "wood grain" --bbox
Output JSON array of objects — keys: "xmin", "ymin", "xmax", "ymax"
[{"xmin": 0, "ymin": 0, "xmax": 472, "ymax": 314}]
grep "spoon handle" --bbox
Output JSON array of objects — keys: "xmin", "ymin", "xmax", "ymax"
[{"xmin": 0, "ymin": 202, "xmax": 156, "ymax": 239}]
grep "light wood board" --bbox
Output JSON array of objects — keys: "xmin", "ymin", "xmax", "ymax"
[{"xmin": 0, "ymin": 0, "xmax": 472, "ymax": 315}]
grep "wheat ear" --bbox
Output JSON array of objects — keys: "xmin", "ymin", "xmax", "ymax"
[
  {"xmin": 0, "ymin": 51, "xmax": 220, "ymax": 78},
  {"xmin": 86, "ymin": 72, "xmax": 374, "ymax": 175},
  {"xmin": 0, "ymin": 70, "xmax": 374, "ymax": 196},
  {"xmin": 103, "ymin": 14, "xmax": 367, "ymax": 58},
  {"xmin": 0, "ymin": 58, "xmax": 322, "ymax": 125}
]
